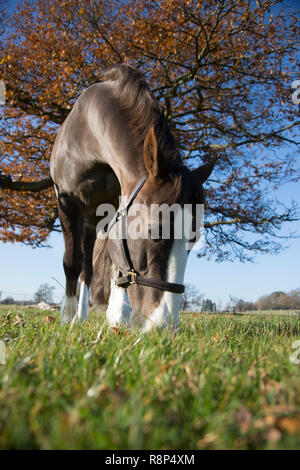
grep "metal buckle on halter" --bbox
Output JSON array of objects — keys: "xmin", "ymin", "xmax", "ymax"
[{"xmin": 127, "ymin": 269, "xmax": 137, "ymax": 285}]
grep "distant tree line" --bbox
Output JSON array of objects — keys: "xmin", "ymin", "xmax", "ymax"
[
  {"xmin": 180, "ymin": 285, "xmax": 300, "ymax": 313},
  {"xmin": 0, "ymin": 283, "xmax": 56, "ymax": 305},
  {"xmin": 0, "ymin": 297, "xmax": 34, "ymax": 306},
  {"xmin": 1, "ymin": 283, "xmax": 299, "ymax": 312},
  {"xmin": 234, "ymin": 289, "xmax": 300, "ymax": 312},
  {"xmin": 201, "ymin": 299, "xmax": 217, "ymax": 313},
  {"xmin": 181, "ymin": 284, "xmax": 217, "ymax": 312}
]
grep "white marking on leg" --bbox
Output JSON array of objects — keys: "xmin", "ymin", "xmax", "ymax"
[
  {"xmin": 141, "ymin": 239, "xmax": 189, "ymax": 332},
  {"xmin": 77, "ymin": 281, "xmax": 89, "ymax": 321},
  {"xmin": 60, "ymin": 295, "xmax": 77, "ymax": 323},
  {"xmin": 106, "ymin": 269, "xmax": 131, "ymax": 327}
]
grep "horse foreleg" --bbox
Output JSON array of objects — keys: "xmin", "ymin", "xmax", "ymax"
[
  {"xmin": 58, "ymin": 195, "xmax": 83, "ymax": 323},
  {"xmin": 77, "ymin": 281, "xmax": 89, "ymax": 321},
  {"xmin": 61, "ymin": 295, "xmax": 77, "ymax": 323},
  {"xmin": 77, "ymin": 225, "xmax": 95, "ymax": 321}
]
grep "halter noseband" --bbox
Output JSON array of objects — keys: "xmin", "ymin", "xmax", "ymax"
[{"xmin": 107, "ymin": 176, "xmax": 185, "ymax": 294}]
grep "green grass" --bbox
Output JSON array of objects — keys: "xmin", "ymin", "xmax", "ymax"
[{"xmin": 0, "ymin": 306, "xmax": 300, "ymax": 449}]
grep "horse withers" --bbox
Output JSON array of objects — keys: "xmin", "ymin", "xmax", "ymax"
[{"xmin": 50, "ymin": 64, "xmax": 217, "ymax": 331}]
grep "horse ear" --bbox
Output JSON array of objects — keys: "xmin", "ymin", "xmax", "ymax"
[
  {"xmin": 143, "ymin": 126, "xmax": 160, "ymax": 177},
  {"xmin": 192, "ymin": 156, "xmax": 218, "ymax": 183}
]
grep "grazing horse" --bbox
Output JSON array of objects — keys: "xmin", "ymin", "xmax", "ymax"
[{"xmin": 50, "ymin": 64, "xmax": 217, "ymax": 331}]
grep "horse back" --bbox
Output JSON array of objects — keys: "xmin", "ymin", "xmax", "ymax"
[{"xmin": 50, "ymin": 82, "xmax": 125, "ymax": 209}]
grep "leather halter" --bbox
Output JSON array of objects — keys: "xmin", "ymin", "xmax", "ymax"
[{"xmin": 107, "ymin": 176, "xmax": 185, "ymax": 294}]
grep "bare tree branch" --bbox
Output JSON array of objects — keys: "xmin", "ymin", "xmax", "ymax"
[{"xmin": 0, "ymin": 172, "xmax": 53, "ymax": 192}]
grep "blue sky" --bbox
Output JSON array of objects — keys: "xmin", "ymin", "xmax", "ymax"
[
  {"xmin": 0, "ymin": 209, "xmax": 299, "ymax": 306},
  {"xmin": 0, "ymin": 0, "xmax": 299, "ymax": 306}
]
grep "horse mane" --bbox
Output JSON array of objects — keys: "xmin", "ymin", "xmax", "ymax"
[
  {"xmin": 102, "ymin": 65, "xmax": 201, "ymax": 207},
  {"xmin": 102, "ymin": 64, "xmax": 183, "ymax": 172}
]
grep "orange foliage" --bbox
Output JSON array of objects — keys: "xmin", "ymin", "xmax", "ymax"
[{"xmin": 0, "ymin": 0, "xmax": 299, "ymax": 259}]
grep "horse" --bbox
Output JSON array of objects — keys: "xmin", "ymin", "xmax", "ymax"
[{"xmin": 50, "ymin": 64, "xmax": 217, "ymax": 331}]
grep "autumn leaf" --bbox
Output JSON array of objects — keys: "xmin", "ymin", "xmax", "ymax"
[{"xmin": 278, "ymin": 414, "xmax": 300, "ymax": 434}]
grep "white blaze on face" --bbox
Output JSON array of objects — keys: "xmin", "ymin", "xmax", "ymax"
[
  {"xmin": 106, "ymin": 267, "xmax": 132, "ymax": 327},
  {"xmin": 141, "ymin": 238, "xmax": 189, "ymax": 332}
]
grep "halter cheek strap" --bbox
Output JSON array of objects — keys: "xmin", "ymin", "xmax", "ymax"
[{"xmin": 107, "ymin": 176, "xmax": 185, "ymax": 294}]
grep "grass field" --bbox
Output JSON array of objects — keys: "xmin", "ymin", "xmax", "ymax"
[{"xmin": 0, "ymin": 305, "xmax": 300, "ymax": 450}]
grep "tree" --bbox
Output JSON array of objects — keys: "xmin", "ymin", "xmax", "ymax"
[
  {"xmin": 201, "ymin": 298, "xmax": 216, "ymax": 312},
  {"xmin": 181, "ymin": 283, "xmax": 203, "ymax": 310},
  {"xmin": 288, "ymin": 288, "xmax": 300, "ymax": 310},
  {"xmin": 0, "ymin": 0, "xmax": 299, "ymax": 259},
  {"xmin": 0, "ymin": 0, "xmax": 7, "ymax": 37},
  {"xmin": 257, "ymin": 288, "xmax": 300, "ymax": 310},
  {"xmin": 234, "ymin": 298, "xmax": 255, "ymax": 312},
  {"xmin": 1, "ymin": 296, "xmax": 15, "ymax": 305},
  {"xmin": 33, "ymin": 283, "xmax": 55, "ymax": 304}
]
